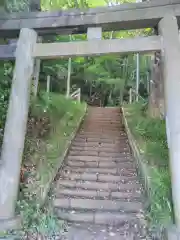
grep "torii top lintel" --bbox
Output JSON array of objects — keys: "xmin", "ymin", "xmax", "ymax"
[{"xmin": 0, "ymin": 0, "xmax": 180, "ymax": 37}]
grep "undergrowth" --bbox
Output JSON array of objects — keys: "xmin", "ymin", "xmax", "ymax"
[
  {"xmin": 15, "ymin": 92, "xmax": 86, "ymax": 239},
  {"xmin": 124, "ymin": 102, "xmax": 172, "ymax": 229}
]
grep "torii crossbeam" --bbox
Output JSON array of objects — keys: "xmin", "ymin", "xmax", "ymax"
[{"xmin": 0, "ymin": 0, "xmax": 180, "ymax": 37}]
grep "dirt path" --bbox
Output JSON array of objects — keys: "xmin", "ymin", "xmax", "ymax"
[{"xmin": 53, "ymin": 107, "xmax": 147, "ymax": 240}]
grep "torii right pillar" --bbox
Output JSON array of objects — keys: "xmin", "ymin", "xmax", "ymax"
[{"xmin": 159, "ymin": 14, "xmax": 180, "ymax": 239}]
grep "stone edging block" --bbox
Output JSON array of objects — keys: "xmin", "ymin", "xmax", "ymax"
[{"xmin": 121, "ymin": 107, "xmax": 151, "ymax": 194}]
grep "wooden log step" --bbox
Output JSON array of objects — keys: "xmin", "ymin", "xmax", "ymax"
[
  {"xmin": 63, "ymin": 167, "xmax": 137, "ymax": 176},
  {"xmin": 100, "ymin": 161, "xmax": 134, "ymax": 168},
  {"xmin": 67, "ymin": 160, "xmax": 98, "ymax": 168},
  {"xmin": 63, "ymin": 166, "xmax": 117, "ymax": 174},
  {"xmin": 81, "ymin": 124, "xmax": 122, "ymax": 127},
  {"xmin": 60, "ymin": 171, "xmax": 137, "ymax": 183},
  {"xmin": 68, "ymin": 151, "xmax": 131, "ymax": 158},
  {"xmin": 97, "ymin": 174, "xmax": 136, "ymax": 183},
  {"xmin": 55, "ymin": 210, "xmax": 138, "ymax": 226},
  {"xmin": 77, "ymin": 134, "xmax": 127, "ymax": 138},
  {"xmin": 61, "ymin": 172, "xmax": 97, "ymax": 181},
  {"xmin": 79, "ymin": 131, "xmax": 124, "ymax": 135},
  {"xmin": 67, "ymin": 160, "xmax": 134, "ymax": 169},
  {"xmin": 76, "ymin": 137, "xmax": 125, "ymax": 141},
  {"xmin": 81, "ymin": 124, "xmax": 122, "ymax": 126},
  {"xmin": 84, "ymin": 123, "xmax": 121, "ymax": 125},
  {"xmin": 88, "ymin": 110, "xmax": 120, "ymax": 113},
  {"xmin": 67, "ymin": 155, "xmax": 132, "ymax": 162},
  {"xmin": 81, "ymin": 118, "xmax": 121, "ymax": 121},
  {"xmin": 70, "ymin": 146, "xmax": 129, "ymax": 152},
  {"xmin": 74, "ymin": 138, "xmax": 125, "ymax": 144},
  {"xmin": 57, "ymin": 180, "xmax": 141, "ymax": 191},
  {"xmin": 71, "ymin": 142, "xmax": 129, "ymax": 148},
  {"xmin": 84, "ymin": 116, "xmax": 120, "ymax": 119},
  {"xmin": 56, "ymin": 189, "xmax": 109, "ymax": 198},
  {"xmin": 79, "ymin": 128, "xmax": 124, "ymax": 131},
  {"xmin": 75, "ymin": 136, "xmax": 127, "ymax": 141},
  {"xmin": 54, "ymin": 198, "xmax": 143, "ymax": 212},
  {"xmin": 55, "ymin": 189, "xmax": 142, "ymax": 200},
  {"xmin": 84, "ymin": 118, "xmax": 121, "ymax": 121},
  {"xmin": 81, "ymin": 123, "xmax": 121, "ymax": 125},
  {"xmin": 78, "ymin": 130, "xmax": 124, "ymax": 133},
  {"xmin": 80, "ymin": 129, "xmax": 123, "ymax": 132}
]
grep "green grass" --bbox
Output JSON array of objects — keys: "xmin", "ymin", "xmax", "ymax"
[
  {"xmin": 26, "ymin": 93, "xmax": 86, "ymax": 201},
  {"xmin": 16, "ymin": 92, "xmax": 86, "ymax": 238},
  {"xmin": 124, "ymin": 102, "xmax": 173, "ymax": 228},
  {"xmin": 124, "ymin": 102, "xmax": 168, "ymax": 166}
]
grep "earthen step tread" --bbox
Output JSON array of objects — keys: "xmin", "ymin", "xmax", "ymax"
[
  {"xmin": 55, "ymin": 210, "xmax": 140, "ymax": 225},
  {"xmin": 64, "ymin": 222, "xmax": 145, "ymax": 240},
  {"xmin": 57, "ymin": 179, "xmax": 141, "ymax": 191},
  {"xmin": 55, "ymin": 188, "xmax": 142, "ymax": 200},
  {"xmin": 54, "ymin": 198, "xmax": 143, "ymax": 212}
]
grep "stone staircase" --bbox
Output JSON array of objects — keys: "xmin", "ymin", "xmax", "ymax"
[{"xmin": 53, "ymin": 107, "xmax": 147, "ymax": 239}]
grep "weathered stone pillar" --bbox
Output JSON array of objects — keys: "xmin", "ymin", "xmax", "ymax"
[
  {"xmin": 0, "ymin": 28, "xmax": 37, "ymax": 219},
  {"xmin": 158, "ymin": 15, "xmax": 180, "ymax": 228},
  {"xmin": 32, "ymin": 37, "xmax": 42, "ymax": 97}
]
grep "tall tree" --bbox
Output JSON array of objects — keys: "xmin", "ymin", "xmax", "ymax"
[
  {"xmin": 5, "ymin": 0, "xmax": 40, "ymax": 12},
  {"xmin": 141, "ymin": 0, "xmax": 165, "ymax": 118}
]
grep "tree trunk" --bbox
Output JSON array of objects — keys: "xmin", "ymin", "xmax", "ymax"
[
  {"xmin": 143, "ymin": 0, "xmax": 165, "ymax": 118},
  {"xmin": 66, "ymin": 57, "xmax": 72, "ymax": 98},
  {"xmin": 148, "ymin": 52, "xmax": 165, "ymax": 118},
  {"xmin": 136, "ymin": 53, "xmax": 140, "ymax": 102}
]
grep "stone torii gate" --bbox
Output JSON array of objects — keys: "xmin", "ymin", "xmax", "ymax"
[{"xmin": 0, "ymin": 0, "xmax": 180, "ymax": 238}]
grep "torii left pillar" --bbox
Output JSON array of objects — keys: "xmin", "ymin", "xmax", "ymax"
[{"xmin": 0, "ymin": 28, "xmax": 37, "ymax": 230}]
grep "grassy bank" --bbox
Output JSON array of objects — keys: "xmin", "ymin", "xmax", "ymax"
[
  {"xmin": 123, "ymin": 102, "xmax": 172, "ymax": 230},
  {"xmin": 16, "ymin": 92, "xmax": 86, "ymax": 239}
]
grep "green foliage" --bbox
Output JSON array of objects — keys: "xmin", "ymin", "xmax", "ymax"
[
  {"xmin": 125, "ymin": 102, "xmax": 168, "ymax": 165},
  {"xmin": 124, "ymin": 103, "xmax": 172, "ymax": 229},
  {"xmin": 148, "ymin": 167, "xmax": 172, "ymax": 226},
  {"xmin": 23, "ymin": 92, "xmax": 86, "ymax": 200},
  {"xmin": 5, "ymin": 0, "xmax": 30, "ymax": 12},
  {"xmin": 17, "ymin": 199, "xmax": 63, "ymax": 238},
  {"xmin": 0, "ymin": 61, "xmax": 13, "ymax": 145},
  {"xmin": 39, "ymin": 0, "xmax": 151, "ymax": 107},
  {"xmin": 135, "ymin": 116, "xmax": 166, "ymax": 142},
  {"xmin": 19, "ymin": 93, "xmax": 86, "ymax": 238}
]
